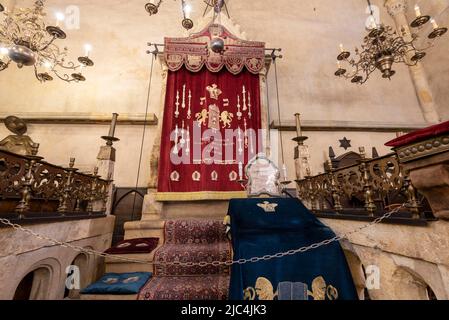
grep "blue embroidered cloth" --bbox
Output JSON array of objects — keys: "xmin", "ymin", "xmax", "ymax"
[
  {"xmin": 81, "ymin": 272, "xmax": 153, "ymax": 295},
  {"xmin": 227, "ymin": 198, "xmax": 358, "ymax": 300}
]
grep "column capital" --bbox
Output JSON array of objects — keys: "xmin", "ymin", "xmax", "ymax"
[{"xmin": 384, "ymin": 0, "xmax": 407, "ymax": 17}]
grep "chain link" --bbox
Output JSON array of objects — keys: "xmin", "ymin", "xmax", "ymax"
[{"xmin": 0, "ymin": 205, "xmax": 402, "ymax": 267}]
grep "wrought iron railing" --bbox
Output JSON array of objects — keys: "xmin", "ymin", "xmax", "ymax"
[
  {"xmin": 0, "ymin": 148, "xmax": 110, "ymax": 222},
  {"xmin": 296, "ymin": 149, "xmax": 434, "ymax": 223}
]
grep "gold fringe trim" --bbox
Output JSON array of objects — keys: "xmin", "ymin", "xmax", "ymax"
[{"xmin": 155, "ymin": 191, "xmax": 247, "ymax": 201}]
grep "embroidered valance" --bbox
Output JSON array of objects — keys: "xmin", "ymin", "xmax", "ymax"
[{"xmin": 164, "ymin": 23, "xmax": 266, "ymax": 75}]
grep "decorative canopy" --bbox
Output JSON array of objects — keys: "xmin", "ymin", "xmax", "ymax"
[{"xmin": 164, "ymin": 23, "xmax": 266, "ymax": 75}]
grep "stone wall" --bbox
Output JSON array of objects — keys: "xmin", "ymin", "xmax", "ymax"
[
  {"xmin": 0, "ymin": 216, "xmax": 115, "ymax": 300},
  {"xmin": 320, "ymin": 218, "xmax": 449, "ymax": 300}
]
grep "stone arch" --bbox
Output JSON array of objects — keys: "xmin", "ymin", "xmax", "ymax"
[
  {"xmin": 64, "ymin": 252, "xmax": 91, "ymax": 299},
  {"xmin": 390, "ymin": 266, "xmax": 434, "ymax": 300},
  {"xmin": 342, "ymin": 248, "xmax": 367, "ymax": 300},
  {"xmin": 14, "ymin": 258, "xmax": 61, "ymax": 300}
]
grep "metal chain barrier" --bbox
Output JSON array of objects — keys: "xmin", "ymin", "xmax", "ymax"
[{"xmin": 0, "ymin": 204, "xmax": 403, "ymax": 267}]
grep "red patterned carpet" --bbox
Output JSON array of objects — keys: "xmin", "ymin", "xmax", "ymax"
[{"xmin": 138, "ymin": 220, "xmax": 231, "ymax": 300}]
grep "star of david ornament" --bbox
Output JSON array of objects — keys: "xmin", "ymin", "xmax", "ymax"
[{"xmin": 339, "ymin": 137, "xmax": 352, "ymax": 150}]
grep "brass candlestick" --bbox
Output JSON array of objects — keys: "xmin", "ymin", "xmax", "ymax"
[
  {"xmin": 328, "ymin": 160, "xmax": 343, "ymax": 212},
  {"xmin": 15, "ymin": 143, "xmax": 44, "ymax": 217},
  {"xmin": 358, "ymin": 147, "xmax": 376, "ymax": 215},
  {"xmin": 87, "ymin": 167, "xmax": 100, "ymax": 213},
  {"xmin": 101, "ymin": 113, "xmax": 120, "ymax": 146},
  {"xmin": 292, "ymin": 113, "xmax": 308, "ymax": 145},
  {"xmin": 57, "ymin": 157, "xmax": 78, "ymax": 214}
]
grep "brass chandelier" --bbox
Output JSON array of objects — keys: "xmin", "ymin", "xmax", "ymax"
[
  {"xmin": 0, "ymin": 0, "xmax": 94, "ymax": 83},
  {"xmin": 145, "ymin": 0, "xmax": 228, "ymax": 31},
  {"xmin": 145, "ymin": 0, "xmax": 194, "ymax": 30},
  {"xmin": 335, "ymin": 0, "xmax": 447, "ymax": 84}
]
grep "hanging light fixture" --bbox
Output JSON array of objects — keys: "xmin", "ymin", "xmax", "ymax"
[
  {"xmin": 145, "ymin": 0, "xmax": 232, "ymax": 32},
  {"xmin": 145, "ymin": 0, "xmax": 163, "ymax": 15},
  {"xmin": 145, "ymin": 0, "xmax": 193, "ymax": 30},
  {"xmin": 335, "ymin": 0, "xmax": 447, "ymax": 84},
  {"xmin": 0, "ymin": 0, "xmax": 94, "ymax": 83},
  {"xmin": 181, "ymin": 0, "xmax": 193, "ymax": 30}
]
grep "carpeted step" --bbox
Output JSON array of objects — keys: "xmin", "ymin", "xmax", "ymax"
[
  {"xmin": 137, "ymin": 219, "xmax": 232, "ymax": 300},
  {"xmin": 138, "ymin": 275, "xmax": 230, "ymax": 300},
  {"xmin": 164, "ymin": 220, "xmax": 228, "ymax": 244},
  {"xmin": 154, "ymin": 243, "xmax": 230, "ymax": 276}
]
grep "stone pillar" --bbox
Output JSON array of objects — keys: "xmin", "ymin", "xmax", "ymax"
[
  {"xmin": 294, "ymin": 144, "xmax": 311, "ymax": 181},
  {"xmin": 384, "ymin": 0, "xmax": 440, "ymax": 123},
  {"xmin": 96, "ymin": 144, "xmax": 116, "ymax": 215},
  {"xmin": 140, "ymin": 55, "xmax": 166, "ymax": 220}
]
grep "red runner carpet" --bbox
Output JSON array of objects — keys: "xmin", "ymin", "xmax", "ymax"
[{"xmin": 138, "ymin": 220, "xmax": 231, "ymax": 300}]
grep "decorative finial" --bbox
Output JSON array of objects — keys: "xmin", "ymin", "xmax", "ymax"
[
  {"xmin": 31, "ymin": 143, "xmax": 40, "ymax": 156},
  {"xmin": 359, "ymin": 147, "xmax": 366, "ymax": 159},
  {"xmin": 327, "ymin": 159, "xmax": 334, "ymax": 171}
]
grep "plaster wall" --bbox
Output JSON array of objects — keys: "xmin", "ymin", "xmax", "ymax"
[{"xmin": 0, "ymin": 0, "xmax": 448, "ymax": 187}]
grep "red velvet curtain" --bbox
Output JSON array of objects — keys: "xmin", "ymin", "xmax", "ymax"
[{"xmin": 157, "ymin": 66, "xmax": 262, "ymax": 197}]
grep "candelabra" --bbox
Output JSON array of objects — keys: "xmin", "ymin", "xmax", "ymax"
[
  {"xmin": 0, "ymin": 0, "xmax": 94, "ymax": 82},
  {"xmin": 335, "ymin": 1, "xmax": 447, "ymax": 84}
]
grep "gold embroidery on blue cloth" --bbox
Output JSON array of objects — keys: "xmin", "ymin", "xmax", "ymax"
[
  {"xmin": 244, "ymin": 277, "xmax": 277, "ymax": 300},
  {"xmin": 257, "ymin": 201, "xmax": 278, "ymax": 213},
  {"xmin": 307, "ymin": 276, "xmax": 339, "ymax": 300},
  {"xmin": 123, "ymin": 276, "xmax": 140, "ymax": 284},
  {"xmin": 103, "ymin": 278, "xmax": 118, "ymax": 285},
  {"xmin": 243, "ymin": 276, "xmax": 339, "ymax": 301}
]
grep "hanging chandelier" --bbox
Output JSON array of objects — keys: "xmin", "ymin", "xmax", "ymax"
[
  {"xmin": 145, "ymin": 0, "xmax": 228, "ymax": 31},
  {"xmin": 145, "ymin": 0, "xmax": 194, "ymax": 30},
  {"xmin": 0, "ymin": 0, "xmax": 94, "ymax": 83},
  {"xmin": 335, "ymin": 0, "xmax": 447, "ymax": 84}
]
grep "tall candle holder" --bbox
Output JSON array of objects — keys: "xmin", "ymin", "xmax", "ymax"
[
  {"xmin": 280, "ymin": 163, "xmax": 292, "ymax": 188},
  {"xmin": 292, "ymin": 113, "xmax": 308, "ymax": 146},
  {"xmin": 101, "ymin": 113, "xmax": 120, "ymax": 146},
  {"xmin": 15, "ymin": 143, "xmax": 44, "ymax": 217}
]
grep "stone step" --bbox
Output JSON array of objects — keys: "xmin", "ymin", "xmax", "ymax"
[
  {"xmin": 105, "ymin": 251, "xmax": 158, "ymax": 274},
  {"xmin": 124, "ymin": 219, "xmax": 165, "ymax": 241},
  {"xmin": 151, "ymin": 201, "xmax": 229, "ymax": 219}
]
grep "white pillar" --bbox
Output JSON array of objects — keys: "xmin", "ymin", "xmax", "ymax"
[
  {"xmin": 384, "ymin": 0, "xmax": 440, "ymax": 124},
  {"xmin": 294, "ymin": 143, "xmax": 311, "ymax": 181},
  {"xmin": 96, "ymin": 144, "xmax": 115, "ymax": 215}
]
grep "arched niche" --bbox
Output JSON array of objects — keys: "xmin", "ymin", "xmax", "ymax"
[
  {"xmin": 391, "ymin": 266, "xmax": 436, "ymax": 300},
  {"xmin": 342, "ymin": 248, "xmax": 367, "ymax": 300},
  {"xmin": 64, "ymin": 253, "xmax": 90, "ymax": 299},
  {"xmin": 13, "ymin": 267, "xmax": 52, "ymax": 300},
  {"xmin": 13, "ymin": 258, "xmax": 61, "ymax": 300}
]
